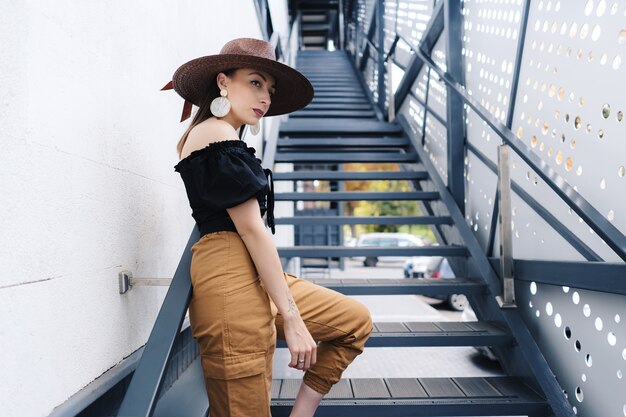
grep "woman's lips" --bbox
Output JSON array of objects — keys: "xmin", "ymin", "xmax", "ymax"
[{"xmin": 253, "ymin": 108, "xmax": 264, "ymax": 117}]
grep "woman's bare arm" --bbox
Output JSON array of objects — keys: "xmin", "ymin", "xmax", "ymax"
[{"xmin": 226, "ymin": 198, "xmax": 317, "ymax": 370}]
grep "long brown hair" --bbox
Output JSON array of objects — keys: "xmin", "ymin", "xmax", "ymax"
[{"xmin": 176, "ymin": 68, "xmax": 238, "ymax": 159}]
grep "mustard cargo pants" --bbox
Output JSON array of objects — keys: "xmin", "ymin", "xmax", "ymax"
[{"xmin": 188, "ymin": 230, "xmax": 373, "ymax": 417}]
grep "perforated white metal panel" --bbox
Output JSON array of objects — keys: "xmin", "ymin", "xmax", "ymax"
[{"xmin": 511, "ymin": 0, "xmax": 626, "ymax": 260}]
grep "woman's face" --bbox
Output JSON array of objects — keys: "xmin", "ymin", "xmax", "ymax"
[{"xmin": 215, "ymin": 68, "xmax": 276, "ymax": 129}]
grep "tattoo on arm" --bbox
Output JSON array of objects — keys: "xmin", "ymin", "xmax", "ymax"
[{"xmin": 287, "ymin": 292, "xmax": 297, "ymax": 314}]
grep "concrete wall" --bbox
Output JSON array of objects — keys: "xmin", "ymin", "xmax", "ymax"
[{"xmin": 0, "ymin": 1, "xmax": 273, "ymax": 416}]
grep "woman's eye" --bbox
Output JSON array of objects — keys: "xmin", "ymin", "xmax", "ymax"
[{"xmin": 251, "ymin": 80, "xmax": 261, "ymax": 87}]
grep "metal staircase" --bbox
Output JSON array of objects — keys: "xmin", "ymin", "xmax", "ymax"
[{"xmin": 267, "ymin": 49, "xmax": 553, "ymax": 416}]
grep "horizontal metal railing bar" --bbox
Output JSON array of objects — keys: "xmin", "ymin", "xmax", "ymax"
[
  {"xmin": 307, "ymin": 277, "xmax": 485, "ymax": 296},
  {"xmin": 395, "ymin": 35, "xmax": 626, "ymax": 261},
  {"xmin": 276, "ymin": 321, "xmax": 511, "ymax": 348},
  {"xmin": 488, "ymin": 258, "xmax": 626, "ymax": 295},
  {"xmin": 467, "ymin": 142, "xmax": 602, "ymax": 262},
  {"xmin": 272, "ymin": 171, "xmax": 428, "ymax": 180},
  {"xmin": 277, "ymin": 246, "xmax": 467, "ymax": 257},
  {"xmin": 274, "ymin": 215, "xmax": 452, "ymax": 225},
  {"xmin": 290, "ymin": 110, "xmax": 376, "ymax": 118},
  {"xmin": 277, "ymin": 138, "xmax": 410, "ymax": 147},
  {"xmin": 274, "ymin": 191, "xmax": 438, "ymax": 201},
  {"xmin": 304, "ymin": 104, "xmax": 373, "ymax": 110},
  {"xmin": 274, "ymin": 152, "xmax": 418, "ymax": 163}
]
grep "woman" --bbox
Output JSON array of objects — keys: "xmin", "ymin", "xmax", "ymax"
[{"xmin": 164, "ymin": 38, "xmax": 372, "ymax": 417}]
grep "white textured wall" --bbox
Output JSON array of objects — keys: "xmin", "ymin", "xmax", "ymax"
[{"xmin": 0, "ymin": 1, "xmax": 264, "ymax": 416}]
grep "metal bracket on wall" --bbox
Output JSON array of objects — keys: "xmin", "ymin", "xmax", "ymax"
[{"xmin": 118, "ymin": 270, "xmax": 172, "ymax": 294}]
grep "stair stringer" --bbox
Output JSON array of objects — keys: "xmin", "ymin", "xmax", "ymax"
[{"xmin": 397, "ymin": 113, "xmax": 575, "ymax": 417}]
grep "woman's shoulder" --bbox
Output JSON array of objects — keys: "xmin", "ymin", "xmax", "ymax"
[{"xmin": 180, "ymin": 118, "xmax": 239, "ymax": 160}]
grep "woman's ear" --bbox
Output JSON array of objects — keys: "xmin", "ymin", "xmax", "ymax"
[{"xmin": 216, "ymin": 72, "xmax": 229, "ymax": 90}]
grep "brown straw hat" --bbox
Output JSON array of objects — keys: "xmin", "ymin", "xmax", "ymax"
[{"xmin": 162, "ymin": 37, "xmax": 314, "ymax": 122}]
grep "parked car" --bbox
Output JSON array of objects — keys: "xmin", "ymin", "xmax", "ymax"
[
  {"xmin": 461, "ymin": 304, "xmax": 498, "ymax": 361},
  {"xmin": 352, "ymin": 233, "xmax": 425, "ymax": 267},
  {"xmin": 423, "ymin": 256, "xmax": 468, "ymax": 311},
  {"xmin": 403, "ymin": 256, "xmax": 432, "ymax": 278}
]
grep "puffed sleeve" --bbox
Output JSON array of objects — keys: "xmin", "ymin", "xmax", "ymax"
[{"xmin": 174, "ymin": 144, "xmax": 268, "ymax": 212}]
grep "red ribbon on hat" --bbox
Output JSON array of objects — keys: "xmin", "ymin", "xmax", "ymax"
[{"xmin": 161, "ymin": 81, "xmax": 193, "ymax": 122}]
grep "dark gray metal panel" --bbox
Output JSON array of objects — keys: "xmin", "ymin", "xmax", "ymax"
[
  {"xmin": 278, "ymin": 379, "xmax": 302, "ymax": 399},
  {"xmin": 435, "ymin": 322, "xmax": 473, "ymax": 332},
  {"xmin": 385, "ymin": 378, "xmax": 428, "ymax": 398},
  {"xmin": 275, "ymin": 191, "xmax": 439, "ymax": 201},
  {"xmin": 307, "ymin": 277, "xmax": 485, "ymax": 296},
  {"xmin": 373, "ymin": 322, "xmax": 410, "ymax": 333},
  {"xmin": 271, "ymin": 379, "xmax": 282, "ymax": 399},
  {"xmin": 277, "ymin": 138, "xmax": 409, "ymax": 147},
  {"xmin": 278, "ymin": 245, "xmax": 467, "ymax": 257},
  {"xmin": 152, "ymin": 359, "xmax": 208, "ymax": 417},
  {"xmin": 419, "ymin": 378, "xmax": 465, "ymax": 398},
  {"xmin": 403, "ymin": 322, "xmax": 441, "ymax": 332},
  {"xmin": 453, "ymin": 377, "xmax": 501, "ymax": 398},
  {"xmin": 274, "ymin": 152, "xmax": 419, "ymax": 162},
  {"xmin": 351, "ymin": 378, "xmax": 390, "ymax": 398},
  {"xmin": 275, "ymin": 215, "xmax": 452, "ymax": 226},
  {"xmin": 326, "ymin": 379, "xmax": 354, "ymax": 399},
  {"xmin": 273, "ymin": 170, "xmax": 428, "ymax": 180}
]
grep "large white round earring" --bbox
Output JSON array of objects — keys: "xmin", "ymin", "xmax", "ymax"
[
  {"xmin": 210, "ymin": 89, "xmax": 231, "ymax": 117},
  {"xmin": 249, "ymin": 122, "xmax": 260, "ymax": 135}
]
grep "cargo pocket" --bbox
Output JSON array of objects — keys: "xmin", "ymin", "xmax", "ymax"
[{"xmin": 224, "ymin": 277, "xmax": 276, "ymax": 357}]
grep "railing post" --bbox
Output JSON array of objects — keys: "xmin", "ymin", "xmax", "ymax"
[
  {"xmin": 338, "ymin": 0, "xmax": 345, "ymax": 50},
  {"xmin": 444, "ymin": 0, "xmax": 465, "ymax": 213},
  {"xmin": 496, "ymin": 144, "xmax": 516, "ymax": 308},
  {"xmin": 376, "ymin": 0, "xmax": 386, "ymax": 113},
  {"xmin": 386, "ymin": 58, "xmax": 395, "ymax": 122}
]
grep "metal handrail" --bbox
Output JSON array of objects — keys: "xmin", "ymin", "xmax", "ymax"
[{"xmin": 389, "ymin": 33, "xmax": 626, "ymax": 262}]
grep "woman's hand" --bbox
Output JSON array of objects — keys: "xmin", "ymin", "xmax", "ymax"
[{"xmin": 282, "ymin": 314, "xmax": 317, "ymax": 371}]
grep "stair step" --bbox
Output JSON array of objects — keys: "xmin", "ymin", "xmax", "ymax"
[
  {"xmin": 280, "ymin": 119, "xmax": 403, "ymax": 135},
  {"xmin": 277, "ymin": 246, "xmax": 467, "ymax": 257},
  {"xmin": 314, "ymin": 92, "xmax": 367, "ymax": 98},
  {"xmin": 271, "ymin": 377, "xmax": 548, "ymax": 416},
  {"xmin": 272, "ymin": 170, "xmax": 428, "ymax": 181},
  {"xmin": 291, "ymin": 110, "xmax": 376, "ymax": 118},
  {"xmin": 301, "ymin": 23, "xmax": 331, "ymax": 32},
  {"xmin": 308, "ymin": 277, "xmax": 485, "ymax": 296},
  {"xmin": 309, "ymin": 97, "xmax": 371, "ymax": 104},
  {"xmin": 274, "ymin": 191, "xmax": 438, "ymax": 201},
  {"xmin": 277, "ymin": 138, "xmax": 410, "ymax": 147},
  {"xmin": 304, "ymin": 103, "xmax": 372, "ymax": 110},
  {"xmin": 275, "ymin": 215, "xmax": 452, "ymax": 226},
  {"xmin": 275, "ymin": 151, "xmax": 417, "ymax": 163},
  {"xmin": 313, "ymin": 86, "xmax": 364, "ymax": 92},
  {"xmin": 277, "ymin": 321, "xmax": 511, "ymax": 348}
]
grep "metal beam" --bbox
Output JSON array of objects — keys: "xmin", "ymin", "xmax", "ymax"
[
  {"xmin": 393, "ymin": 1, "xmax": 444, "ymax": 111},
  {"xmin": 444, "ymin": 0, "xmax": 465, "ymax": 212},
  {"xmin": 376, "ymin": 0, "xmax": 386, "ymax": 112}
]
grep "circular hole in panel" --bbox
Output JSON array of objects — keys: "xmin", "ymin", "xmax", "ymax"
[
  {"xmin": 549, "ymin": 84, "xmax": 556, "ymax": 97},
  {"xmin": 584, "ymin": 0, "xmax": 594, "ymax": 15},
  {"xmin": 566, "ymin": 158, "xmax": 573, "ymax": 171},
  {"xmin": 618, "ymin": 369, "xmax": 623, "ymax": 379},
  {"xmin": 575, "ymin": 386, "xmax": 584, "ymax": 402},
  {"xmin": 585, "ymin": 354, "xmax": 593, "ymax": 367},
  {"xmin": 558, "ymin": 87, "xmax": 565, "ymax": 101},
  {"xmin": 597, "ymin": 0, "xmax": 607, "ymax": 15},
  {"xmin": 575, "ymin": 340, "xmax": 582, "ymax": 351},
  {"xmin": 580, "ymin": 24, "xmax": 589, "ymax": 39},
  {"xmin": 579, "ymin": 96, "xmax": 585, "ymax": 107},
  {"xmin": 588, "ymin": 51, "xmax": 594, "ymax": 62},
  {"xmin": 608, "ymin": 332, "xmax": 617, "ymax": 346},
  {"xmin": 591, "ymin": 25, "xmax": 602, "ymax": 41},
  {"xmin": 583, "ymin": 304, "xmax": 591, "ymax": 317},
  {"xmin": 608, "ymin": 210, "xmax": 615, "ymax": 221},
  {"xmin": 616, "ymin": 314, "xmax": 622, "ymax": 323},
  {"xmin": 529, "ymin": 300, "xmax": 533, "ymax": 308},
  {"xmin": 531, "ymin": 136, "xmax": 538, "ymax": 147},
  {"xmin": 617, "ymin": 111, "xmax": 623, "ymax": 121},
  {"xmin": 598, "ymin": 129, "xmax": 605, "ymax": 139},
  {"xmin": 573, "ymin": 291, "xmax": 580, "ymax": 304},
  {"xmin": 602, "ymin": 103, "xmax": 611, "ymax": 118},
  {"xmin": 556, "ymin": 151, "xmax": 563, "ymax": 165},
  {"xmin": 563, "ymin": 286, "xmax": 570, "ymax": 293},
  {"xmin": 569, "ymin": 22, "xmax": 578, "ymax": 38},
  {"xmin": 548, "ymin": 147, "xmax": 553, "ymax": 157},
  {"xmin": 600, "ymin": 53, "xmax": 607, "ymax": 65},
  {"xmin": 601, "ymin": 178, "xmax": 607, "ymax": 189},
  {"xmin": 552, "ymin": 129, "xmax": 558, "ymax": 138},
  {"xmin": 565, "ymin": 326, "xmax": 572, "ymax": 339},
  {"xmin": 611, "ymin": 2, "xmax": 619, "ymax": 15},
  {"xmin": 623, "ymin": 404, "xmax": 626, "ymax": 417},
  {"xmin": 574, "ymin": 116, "xmax": 582, "ymax": 129},
  {"xmin": 595, "ymin": 317, "xmax": 604, "ymax": 330},
  {"xmin": 586, "ymin": 123, "xmax": 592, "ymax": 132},
  {"xmin": 576, "ymin": 165, "xmax": 583, "ymax": 175},
  {"xmin": 546, "ymin": 302, "xmax": 554, "ymax": 316},
  {"xmin": 569, "ymin": 92, "xmax": 575, "ymax": 102},
  {"xmin": 614, "ymin": 55, "xmax": 622, "ymax": 69},
  {"xmin": 517, "ymin": 127, "xmax": 523, "ymax": 138},
  {"xmin": 619, "ymin": 166, "xmax": 625, "ymax": 177},
  {"xmin": 540, "ymin": 142, "xmax": 545, "ymax": 152},
  {"xmin": 542, "ymin": 123, "xmax": 549, "ymax": 134},
  {"xmin": 577, "ymin": 49, "xmax": 583, "ymax": 59},
  {"xmin": 565, "ymin": 113, "xmax": 570, "ymax": 122},
  {"xmin": 622, "ymin": 348, "xmax": 626, "ymax": 360},
  {"xmin": 581, "ymin": 373, "xmax": 587, "ymax": 382},
  {"xmin": 620, "ymin": 30, "xmax": 626, "ymax": 44},
  {"xmin": 570, "ymin": 138, "xmax": 576, "ymax": 148},
  {"xmin": 555, "ymin": 314, "xmax": 562, "ymax": 327},
  {"xmin": 536, "ymin": 310, "xmax": 541, "ymax": 317}
]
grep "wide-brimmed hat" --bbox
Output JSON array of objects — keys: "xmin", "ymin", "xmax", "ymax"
[{"xmin": 162, "ymin": 37, "xmax": 314, "ymax": 122}]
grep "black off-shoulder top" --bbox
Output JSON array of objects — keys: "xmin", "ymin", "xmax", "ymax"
[{"xmin": 173, "ymin": 139, "xmax": 275, "ymax": 235}]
